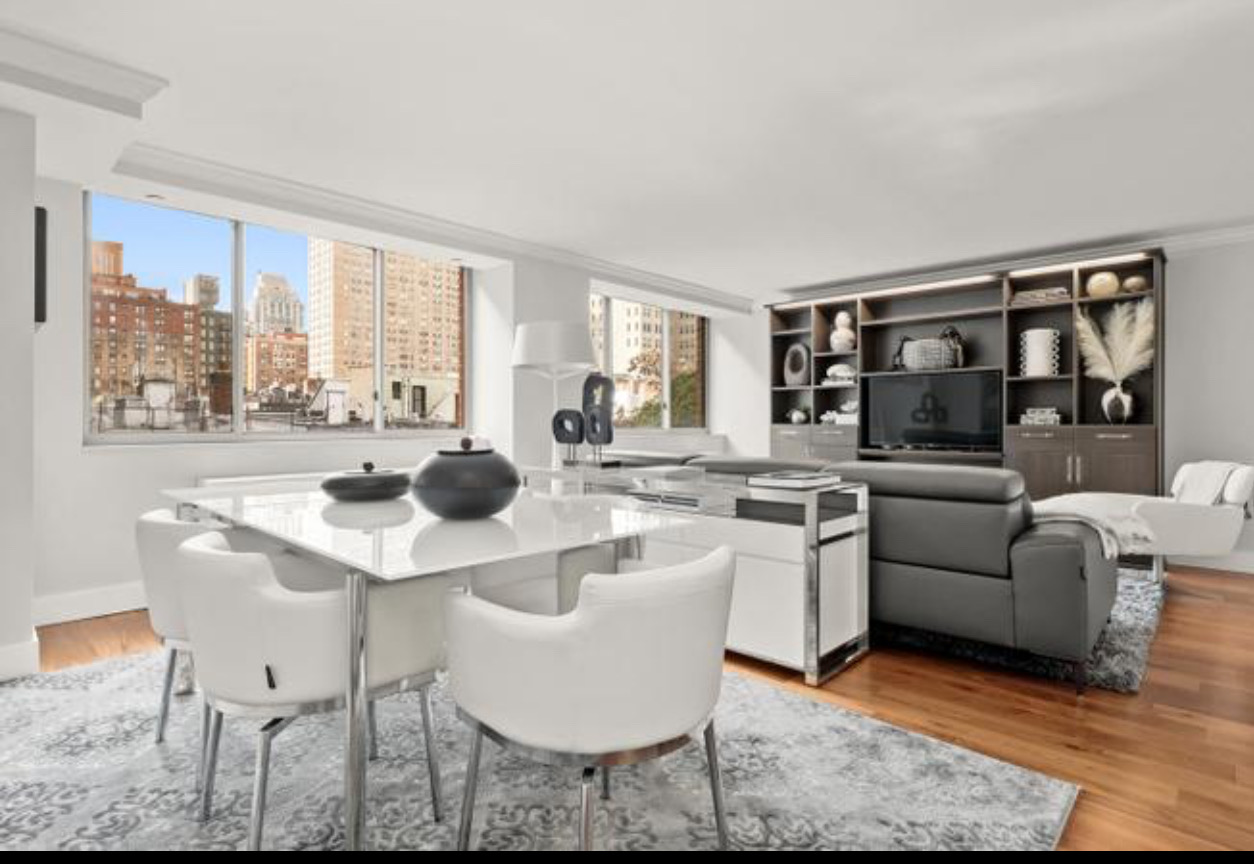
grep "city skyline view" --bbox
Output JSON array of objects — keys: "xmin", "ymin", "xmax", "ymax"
[{"xmin": 88, "ymin": 194, "xmax": 466, "ymax": 433}]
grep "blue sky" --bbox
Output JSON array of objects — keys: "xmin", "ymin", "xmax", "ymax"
[{"xmin": 92, "ymin": 194, "xmax": 310, "ymax": 311}]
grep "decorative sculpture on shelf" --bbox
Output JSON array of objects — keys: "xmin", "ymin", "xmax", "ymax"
[
  {"xmin": 829, "ymin": 310, "xmax": 857, "ymax": 353},
  {"xmin": 782, "ymin": 342, "xmax": 810, "ymax": 386},
  {"xmin": 1075, "ymin": 298, "xmax": 1155, "ymax": 424}
]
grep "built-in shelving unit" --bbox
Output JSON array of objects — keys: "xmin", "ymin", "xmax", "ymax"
[{"xmin": 766, "ymin": 249, "xmax": 1166, "ymax": 496}]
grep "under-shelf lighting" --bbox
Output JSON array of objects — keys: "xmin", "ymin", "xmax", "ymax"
[{"xmin": 1009, "ymin": 252, "xmax": 1148, "ymax": 279}]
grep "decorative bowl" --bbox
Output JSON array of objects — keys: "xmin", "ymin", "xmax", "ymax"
[
  {"xmin": 412, "ymin": 437, "xmax": 521, "ymax": 520},
  {"xmin": 321, "ymin": 462, "xmax": 412, "ymax": 502}
]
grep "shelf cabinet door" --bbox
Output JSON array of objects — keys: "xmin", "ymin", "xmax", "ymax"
[
  {"xmin": 1075, "ymin": 427, "xmax": 1157, "ymax": 495},
  {"xmin": 771, "ymin": 426, "xmax": 811, "ymax": 460},
  {"xmin": 1006, "ymin": 427, "xmax": 1075, "ymax": 500}
]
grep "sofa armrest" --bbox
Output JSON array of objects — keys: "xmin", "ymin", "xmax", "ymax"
[{"xmin": 1010, "ymin": 523, "xmax": 1118, "ymax": 662}]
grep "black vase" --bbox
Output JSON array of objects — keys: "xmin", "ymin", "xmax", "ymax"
[{"xmin": 411, "ymin": 438, "xmax": 520, "ymax": 519}]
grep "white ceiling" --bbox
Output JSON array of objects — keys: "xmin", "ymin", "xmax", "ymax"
[{"xmin": 5, "ymin": 0, "xmax": 1254, "ymax": 299}]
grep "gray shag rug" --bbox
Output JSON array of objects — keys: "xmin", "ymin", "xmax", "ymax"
[
  {"xmin": 0, "ymin": 653, "xmax": 1077, "ymax": 850},
  {"xmin": 874, "ymin": 567, "xmax": 1166, "ymax": 693}
]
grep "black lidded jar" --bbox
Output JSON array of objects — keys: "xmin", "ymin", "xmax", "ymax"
[{"xmin": 411, "ymin": 437, "xmax": 521, "ymax": 519}]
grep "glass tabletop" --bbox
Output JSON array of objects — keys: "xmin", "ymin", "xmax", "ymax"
[{"xmin": 162, "ymin": 481, "xmax": 690, "ymax": 581}]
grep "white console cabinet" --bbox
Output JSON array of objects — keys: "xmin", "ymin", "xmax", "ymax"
[{"xmin": 631, "ymin": 485, "xmax": 869, "ymax": 685}]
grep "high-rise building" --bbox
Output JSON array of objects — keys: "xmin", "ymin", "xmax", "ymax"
[
  {"xmin": 246, "ymin": 331, "xmax": 309, "ymax": 394},
  {"xmin": 183, "ymin": 273, "xmax": 220, "ymax": 308},
  {"xmin": 185, "ymin": 274, "xmax": 232, "ymax": 393},
  {"xmin": 307, "ymin": 239, "xmax": 463, "ymax": 426},
  {"xmin": 90, "ymin": 241, "xmax": 201, "ymax": 401},
  {"xmin": 307, "ymin": 240, "xmax": 373, "ymax": 380},
  {"xmin": 250, "ymin": 272, "xmax": 304, "ymax": 334}
]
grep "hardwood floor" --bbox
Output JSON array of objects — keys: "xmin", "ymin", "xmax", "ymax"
[{"xmin": 35, "ymin": 567, "xmax": 1254, "ymax": 850}]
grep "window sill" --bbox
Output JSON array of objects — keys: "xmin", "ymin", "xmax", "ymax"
[{"xmin": 82, "ymin": 428, "xmax": 466, "ymax": 450}]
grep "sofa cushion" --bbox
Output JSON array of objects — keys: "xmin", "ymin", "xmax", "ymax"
[
  {"xmin": 602, "ymin": 449, "xmax": 700, "ymax": 467},
  {"xmin": 832, "ymin": 461, "xmax": 1025, "ymax": 504}
]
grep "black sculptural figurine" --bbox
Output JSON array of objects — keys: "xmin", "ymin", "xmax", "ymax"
[{"xmin": 582, "ymin": 373, "xmax": 617, "ymax": 467}]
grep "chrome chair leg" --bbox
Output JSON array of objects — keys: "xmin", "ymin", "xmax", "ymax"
[
  {"xmin": 456, "ymin": 729, "xmax": 483, "ymax": 851},
  {"xmin": 196, "ymin": 695, "xmax": 211, "ymax": 791},
  {"xmin": 704, "ymin": 721, "xmax": 729, "ymax": 850},
  {"xmin": 200, "ymin": 709, "xmax": 224, "ymax": 822},
  {"xmin": 579, "ymin": 766, "xmax": 596, "ymax": 850},
  {"xmin": 601, "ymin": 766, "xmax": 611, "ymax": 800},
  {"xmin": 155, "ymin": 647, "xmax": 177, "ymax": 744},
  {"xmin": 249, "ymin": 717, "xmax": 294, "ymax": 851},
  {"xmin": 419, "ymin": 685, "xmax": 444, "ymax": 822},
  {"xmin": 367, "ymin": 699, "xmax": 380, "ymax": 762}
]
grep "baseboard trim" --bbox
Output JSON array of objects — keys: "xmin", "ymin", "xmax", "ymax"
[
  {"xmin": 0, "ymin": 632, "xmax": 40, "ymax": 681},
  {"xmin": 32, "ymin": 581, "xmax": 147, "ymax": 627}
]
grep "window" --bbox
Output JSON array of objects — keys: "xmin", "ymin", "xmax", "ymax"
[
  {"xmin": 242, "ymin": 226, "xmax": 375, "ymax": 432},
  {"xmin": 588, "ymin": 294, "xmax": 708, "ymax": 429},
  {"xmin": 85, "ymin": 193, "xmax": 468, "ymax": 440},
  {"xmin": 88, "ymin": 195, "xmax": 234, "ymax": 435},
  {"xmin": 382, "ymin": 250, "xmax": 465, "ymax": 429}
]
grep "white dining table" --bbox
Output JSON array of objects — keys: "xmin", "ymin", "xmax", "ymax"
[{"xmin": 162, "ymin": 480, "xmax": 690, "ymax": 851}]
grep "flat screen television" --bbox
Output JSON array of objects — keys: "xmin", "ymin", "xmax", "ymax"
[{"xmin": 861, "ymin": 369, "xmax": 1002, "ymax": 452}]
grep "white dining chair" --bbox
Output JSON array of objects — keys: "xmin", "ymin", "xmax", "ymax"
[
  {"xmin": 136, "ymin": 509, "xmax": 353, "ymax": 752},
  {"xmin": 136, "ymin": 508, "xmax": 224, "ymax": 746},
  {"xmin": 177, "ymin": 530, "xmax": 448, "ymax": 850},
  {"xmin": 446, "ymin": 545, "xmax": 736, "ymax": 851}
]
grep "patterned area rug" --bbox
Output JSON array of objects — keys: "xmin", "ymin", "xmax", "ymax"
[
  {"xmin": 0, "ymin": 654, "xmax": 1078, "ymax": 850},
  {"xmin": 874, "ymin": 567, "xmax": 1166, "ymax": 693}
]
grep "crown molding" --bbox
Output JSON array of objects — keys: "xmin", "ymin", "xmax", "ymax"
[
  {"xmin": 0, "ymin": 24, "xmax": 167, "ymax": 118},
  {"xmin": 111, "ymin": 143, "xmax": 752, "ymax": 314}
]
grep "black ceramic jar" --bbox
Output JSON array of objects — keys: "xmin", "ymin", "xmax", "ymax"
[
  {"xmin": 411, "ymin": 438, "xmax": 521, "ymax": 519},
  {"xmin": 321, "ymin": 462, "xmax": 412, "ymax": 502}
]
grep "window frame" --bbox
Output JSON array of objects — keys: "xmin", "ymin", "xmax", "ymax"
[
  {"xmin": 591, "ymin": 294, "xmax": 709, "ymax": 433},
  {"xmin": 82, "ymin": 190, "xmax": 470, "ymax": 446}
]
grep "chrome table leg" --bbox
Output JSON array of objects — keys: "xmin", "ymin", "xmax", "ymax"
[
  {"xmin": 344, "ymin": 569, "xmax": 369, "ymax": 850},
  {"xmin": 704, "ymin": 721, "xmax": 729, "ymax": 850},
  {"xmin": 457, "ymin": 729, "xmax": 483, "ymax": 851},
  {"xmin": 419, "ymin": 685, "xmax": 444, "ymax": 822},
  {"xmin": 155, "ymin": 647, "xmax": 177, "ymax": 744},
  {"xmin": 367, "ymin": 700, "xmax": 379, "ymax": 762},
  {"xmin": 579, "ymin": 766, "xmax": 596, "ymax": 850}
]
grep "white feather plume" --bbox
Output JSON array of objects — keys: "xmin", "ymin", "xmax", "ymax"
[{"xmin": 1076, "ymin": 297, "xmax": 1155, "ymax": 384}]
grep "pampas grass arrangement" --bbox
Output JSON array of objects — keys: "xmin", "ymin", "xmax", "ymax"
[
  {"xmin": 1075, "ymin": 297, "xmax": 1155, "ymax": 423},
  {"xmin": 1075, "ymin": 297, "xmax": 1156, "ymax": 384}
]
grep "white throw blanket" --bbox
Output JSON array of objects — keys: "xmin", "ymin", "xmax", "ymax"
[
  {"xmin": 1032, "ymin": 493, "xmax": 1158, "ymax": 559},
  {"xmin": 1173, "ymin": 460, "xmax": 1242, "ymax": 505}
]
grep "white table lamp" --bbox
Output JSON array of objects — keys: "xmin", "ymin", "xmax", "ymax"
[{"xmin": 512, "ymin": 321, "xmax": 596, "ymax": 467}]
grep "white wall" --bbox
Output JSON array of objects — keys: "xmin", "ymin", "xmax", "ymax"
[
  {"xmin": 0, "ymin": 109, "xmax": 38, "ymax": 677},
  {"xmin": 709, "ymin": 307, "xmax": 771, "ymax": 456},
  {"xmin": 1164, "ymin": 240, "xmax": 1254, "ymax": 572}
]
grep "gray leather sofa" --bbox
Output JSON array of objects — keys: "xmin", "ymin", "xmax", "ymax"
[{"xmin": 833, "ymin": 461, "xmax": 1118, "ymax": 689}]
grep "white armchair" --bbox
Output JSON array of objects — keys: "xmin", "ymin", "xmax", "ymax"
[
  {"xmin": 446, "ymin": 545, "xmax": 736, "ymax": 851},
  {"xmin": 177, "ymin": 531, "xmax": 448, "ymax": 850}
]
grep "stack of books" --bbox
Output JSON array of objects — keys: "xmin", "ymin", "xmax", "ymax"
[
  {"xmin": 1019, "ymin": 407, "xmax": 1062, "ymax": 426},
  {"xmin": 1010, "ymin": 286, "xmax": 1070, "ymax": 306},
  {"xmin": 747, "ymin": 471, "xmax": 841, "ymax": 490}
]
